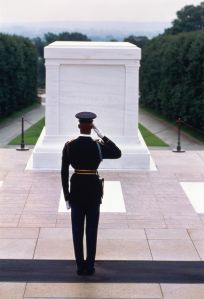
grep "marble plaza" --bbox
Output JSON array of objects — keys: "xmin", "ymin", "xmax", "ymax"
[{"xmin": 1, "ymin": 149, "xmax": 204, "ymax": 298}]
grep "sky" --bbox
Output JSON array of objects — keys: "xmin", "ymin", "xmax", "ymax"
[{"xmin": 0, "ymin": 0, "xmax": 202, "ymax": 23}]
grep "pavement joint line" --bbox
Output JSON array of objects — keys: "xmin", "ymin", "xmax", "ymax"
[
  {"xmin": 187, "ymin": 227, "xmax": 202, "ymax": 261},
  {"xmin": 22, "ymin": 281, "xmax": 27, "ymax": 299},
  {"xmin": 144, "ymin": 228, "xmax": 154, "ymax": 261},
  {"xmin": 17, "ymin": 184, "xmax": 33, "ymax": 228},
  {"xmin": 32, "ymin": 227, "xmax": 41, "ymax": 260}
]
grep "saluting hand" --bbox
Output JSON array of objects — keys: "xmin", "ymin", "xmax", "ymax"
[{"xmin": 92, "ymin": 124, "xmax": 104, "ymax": 139}]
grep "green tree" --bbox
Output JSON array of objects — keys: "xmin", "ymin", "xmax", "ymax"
[
  {"xmin": 32, "ymin": 37, "xmax": 45, "ymax": 88},
  {"xmin": 165, "ymin": 2, "xmax": 204, "ymax": 34},
  {"xmin": 0, "ymin": 34, "xmax": 37, "ymax": 117},
  {"xmin": 32, "ymin": 36, "xmax": 45, "ymax": 57},
  {"xmin": 59, "ymin": 32, "xmax": 90, "ymax": 41},
  {"xmin": 44, "ymin": 31, "xmax": 90, "ymax": 44},
  {"xmin": 124, "ymin": 35, "xmax": 149, "ymax": 48},
  {"xmin": 140, "ymin": 31, "xmax": 204, "ymax": 131},
  {"xmin": 109, "ymin": 38, "xmax": 118, "ymax": 42},
  {"xmin": 44, "ymin": 32, "xmax": 59, "ymax": 44}
]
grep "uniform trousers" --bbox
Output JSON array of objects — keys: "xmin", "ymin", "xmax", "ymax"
[{"xmin": 71, "ymin": 202, "xmax": 100, "ymax": 270}]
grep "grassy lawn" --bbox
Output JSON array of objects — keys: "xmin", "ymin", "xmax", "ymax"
[
  {"xmin": 139, "ymin": 123, "xmax": 169, "ymax": 146},
  {"xmin": 140, "ymin": 105, "xmax": 204, "ymax": 143},
  {"xmin": 9, "ymin": 117, "xmax": 168, "ymax": 146},
  {"xmin": 9, "ymin": 118, "xmax": 45, "ymax": 145}
]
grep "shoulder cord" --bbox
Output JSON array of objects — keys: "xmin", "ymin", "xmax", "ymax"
[{"xmin": 96, "ymin": 142, "xmax": 103, "ymax": 162}]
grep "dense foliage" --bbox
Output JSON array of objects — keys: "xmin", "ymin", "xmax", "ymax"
[
  {"xmin": 165, "ymin": 2, "xmax": 204, "ymax": 34},
  {"xmin": 140, "ymin": 31, "xmax": 204, "ymax": 131},
  {"xmin": 124, "ymin": 35, "xmax": 149, "ymax": 48},
  {"xmin": 0, "ymin": 33, "xmax": 38, "ymax": 117}
]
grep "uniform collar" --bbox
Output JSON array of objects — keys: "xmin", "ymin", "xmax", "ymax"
[{"xmin": 79, "ymin": 134, "xmax": 92, "ymax": 138}]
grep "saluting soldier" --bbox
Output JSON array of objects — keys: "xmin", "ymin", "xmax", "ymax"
[{"xmin": 61, "ymin": 112, "xmax": 121, "ymax": 275}]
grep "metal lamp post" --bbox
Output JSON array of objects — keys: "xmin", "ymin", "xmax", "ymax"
[
  {"xmin": 173, "ymin": 117, "xmax": 185, "ymax": 153},
  {"xmin": 16, "ymin": 117, "xmax": 29, "ymax": 151}
]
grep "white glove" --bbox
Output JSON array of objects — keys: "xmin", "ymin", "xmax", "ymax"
[
  {"xmin": 92, "ymin": 124, "xmax": 104, "ymax": 139},
  {"xmin": 66, "ymin": 201, "xmax": 71, "ymax": 210}
]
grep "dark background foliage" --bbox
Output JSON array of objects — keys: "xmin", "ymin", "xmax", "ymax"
[
  {"xmin": 0, "ymin": 34, "xmax": 38, "ymax": 117},
  {"xmin": 140, "ymin": 31, "xmax": 204, "ymax": 131}
]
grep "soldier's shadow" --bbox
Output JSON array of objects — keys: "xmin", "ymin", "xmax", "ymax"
[{"xmin": 0, "ymin": 259, "xmax": 204, "ymax": 283}]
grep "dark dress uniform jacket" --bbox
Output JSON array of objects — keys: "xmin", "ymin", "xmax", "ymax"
[{"xmin": 61, "ymin": 136, "xmax": 121, "ymax": 206}]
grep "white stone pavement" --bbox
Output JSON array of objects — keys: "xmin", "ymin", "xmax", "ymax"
[{"xmin": 1, "ymin": 149, "xmax": 204, "ymax": 298}]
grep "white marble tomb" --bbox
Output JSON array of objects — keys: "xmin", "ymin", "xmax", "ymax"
[{"xmin": 27, "ymin": 41, "xmax": 155, "ymax": 170}]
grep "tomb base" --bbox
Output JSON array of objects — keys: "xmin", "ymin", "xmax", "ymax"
[{"xmin": 26, "ymin": 128, "xmax": 156, "ymax": 171}]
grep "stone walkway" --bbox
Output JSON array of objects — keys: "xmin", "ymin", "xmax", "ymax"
[
  {"xmin": 139, "ymin": 107, "xmax": 204, "ymax": 150},
  {"xmin": 1, "ymin": 104, "xmax": 204, "ymax": 151},
  {"xmin": 0, "ymin": 104, "xmax": 45, "ymax": 148},
  {"xmin": 0, "ymin": 149, "xmax": 204, "ymax": 298}
]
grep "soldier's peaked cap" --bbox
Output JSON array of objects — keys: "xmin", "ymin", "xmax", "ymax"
[{"xmin": 75, "ymin": 112, "xmax": 97, "ymax": 123}]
